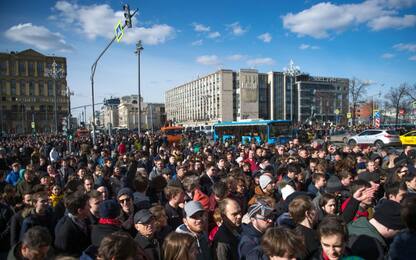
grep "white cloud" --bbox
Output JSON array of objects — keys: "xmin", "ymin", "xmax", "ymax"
[
  {"xmin": 4, "ymin": 23, "xmax": 73, "ymax": 51},
  {"xmin": 369, "ymin": 14, "xmax": 416, "ymax": 30},
  {"xmin": 228, "ymin": 22, "xmax": 248, "ymax": 36},
  {"xmin": 50, "ymin": 1, "xmax": 175, "ymax": 45},
  {"xmin": 258, "ymin": 33, "xmax": 272, "ymax": 43},
  {"xmin": 393, "ymin": 43, "xmax": 416, "ymax": 52},
  {"xmin": 409, "ymin": 55, "xmax": 416, "ymax": 61},
  {"xmin": 207, "ymin": 31, "xmax": 221, "ymax": 39},
  {"xmin": 191, "ymin": 39, "xmax": 203, "ymax": 46},
  {"xmin": 299, "ymin": 44, "xmax": 319, "ymax": 50},
  {"xmin": 282, "ymin": 0, "xmax": 415, "ymax": 38},
  {"xmin": 226, "ymin": 54, "xmax": 245, "ymax": 61},
  {"xmin": 196, "ymin": 55, "xmax": 220, "ymax": 65},
  {"xmin": 192, "ymin": 23, "xmax": 211, "ymax": 32},
  {"xmin": 247, "ymin": 58, "xmax": 275, "ymax": 66},
  {"xmin": 381, "ymin": 53, "xmax": 395, "ymax": 58}
]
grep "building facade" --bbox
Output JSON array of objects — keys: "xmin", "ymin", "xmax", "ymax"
[
  {"xmin": 0, "ymin": 49, "xmax": 69, "ymax": 134},
  {"xmin": 165, "ymin": 68, "xmax": 349, "ymax": 125}
]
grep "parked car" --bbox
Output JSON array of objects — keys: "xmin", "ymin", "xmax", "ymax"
[
  {"xmin": 400, "ymin": 130, "xmax": 416, "ymax": 146},
  {"xmin": 347, "ymin": 129, "xmax": 401, "ymax": 148},
  {"xmin": 329, "ymin": 129, "xmax": 353, "ymax": 144}
]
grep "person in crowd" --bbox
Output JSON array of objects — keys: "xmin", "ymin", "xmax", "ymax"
[
  {"xmin": 307, "ymin": 172, "xmax": 327, "ymax": 197},
  {"xmin": 199, "ymin": 162, "xmax": 219, "ymax": 196},
  {"xmin": 210, "ymin": 198, "xmax": 242, "ymax": 260},
  {"xmin": 176, "ymin": 201, "xmax": 211, "ymax": 260},
  {"xmin": 319, "ymin": 193, "xmax": 338, "ymax": 216},
  {"xmin": 54, "ymin": 191, "xmax": 91, "ymax": 257},
  {"xmin": 149, "ymin": 205, "xmax": 172, "ymax": 245},
  {"xmin": 388, "ymin": 195, "xmax": 416, "ymax": 259},
  {"xmin": 86, "ymin": 190, "xmax": 103, "ymax": 226},
  {"xmin": 162, "ymin": 232, "xmax": 198, "ymax": 260},
  {"xmin": 404, "ymin": 172, "xmax": 416, "ymax": 194},
  {"xmin": 164, "ymin": 184, "xmax": 184, "ymax": 230},
  {"xmin": 5, "ymin": 163, "xmax": 21, "ymax": 187},
  {"xmin": 238, "ymin": 200, "xmax": 275, "ymax": 260},
  {"xmin": 16, "ymin": 169, "xmax": 38, "ymax": 198},
  {"xmin": 149, "ymin": 158, "xmax": 165, "ymax": 180},
  {"xmin": 348, "ymin": 199, "xmax": 405, "ymax": 259},
  {"xmin": 116, "ymin": 187, "xmax": 136, "ymax": 236},
  {"xmin": 49, "ymin": 184, "xmax": 64, "ymax": 207},
  {"xmin": 248, "ymin": 173, "xmax": 275, "ymax": 205},
  {"xmin": 133, "ymin": 209, "xmax": 161, "ymax": 260},
  {"xmin": 95, "ymin": 231, "xmax": 147, "ymax": 260},
  {"xmin": 8, "ymin": 226, "xmax": 53, "ymax": 260},
  {"xmin": 91, "ymin": 199, "xmax": 122, "ymax": 247},
  {"xmin": 289, "ymin": 195, "xmax": 320, "ymax": 259},
  {"xmin": 182, "ymin": 175, "xmax": 210, "ymax": 210},
  {"xmin": 83, "ymin": 175, "xmax": 94, "ymax": 193}
]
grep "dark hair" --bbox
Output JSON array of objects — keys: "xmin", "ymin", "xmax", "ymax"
[
  {"xmin": 134, "ymin": 175, "xmax": 149, "ymax": 193},
  {"xmin": 88, "ymin": 190, "xmax": 102, "ymax": 200},
  {"xmin": 312, "ymin": 172, "xmax": 326, "ymax": 182},
  {"xmin": 64, "ymin": 191, "xmax": 89, "ymax": 215},
  {"xmin": 350, "ymin": 179, "xmax": 371, "ymax": 195},
  {"xmin": 318, "ymin": 215, "xmax": 348, "ymax": 242},
  {"xmin": 319, "ymin": 193, "xmax": 337, "ymax": 209},
  {"xmin": 401, "ymin": 195, "xmax": 416, "ymax": 231},
  {"xmin": 287, "ymin": 164, "xmax": 300, "ymax": 173},
  {"xmin": 404, "ymin": 172, "xmax": 416, "ymax": 183},
  {"xmin": 22, "ymin": 226, "xmax": 52, "ymax": 249},
  {"xmin": 163, "ymin": 232, "xmax": 196, "ymax": 260},
  {"xmin": 384, "ymin": 181, "xmax": 407, "ymax": 199},
  {"xmin": 261, "ymin": 227, "xmax": 305, "ymax": 258},
  {"xmin": 164, "ymin": 185, "xmax": 183, "ymax": 200},
  {"xmin": 337, "ymin": 169, "xmax": 352, "ymax": 180},
  {"xmin": 205, "ymin": 161, "xmax": 216, "ymax": 169},
  {"xmin": 97, "ymin": 231, "xmax": 139, "ymax": 260},
  {"xmin": 212, "ymin": 181, "xmax": 228, "ymax": 199}
]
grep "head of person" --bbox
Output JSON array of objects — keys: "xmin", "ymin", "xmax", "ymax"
[
  {"xmin": 367, "ymin": 160, "xmax": 377, "ymax": 172},
  {"xmin": 83, "ymin": 175, "xmax": 94, "ymax": 193},
  {"xmin": 23, "ymin": 170, "xmax": 35, "ymax": 183},
  {"xmin": 20, "ymin": 226, "xmax": 52, "ymax": 260},
  {"xmin": 88, "ymin": 190, "xmax": 103, "ymax": 216},
  {"xmin": 259, "ymin": 174, "xmax": 275, "ymax": 195},
  {"xmin": 134, "ymin": 209, "xmax": 156, "ymax": 238},
  {"xmin": 64, "ymin": 190, "xmax": 90, "ymax": 219},
  {"xmin": 317, "ymin": 216, "xmax": 348, "ymax": 260},
  {"xmin": 183, "ymin": 201, "xmax": 205, "ymax": 234},
  {"xmin": 338, "ymin": 170, "xmax": 353, "ymax": 187},
  {"xmin": 96, "ymin": 231, "xmax": 141, "ymax": 260},
  {"xmin": 32, "ymin": 192, "xmax": 50, "ymax": 215},
  {"xmin": 162, "ymin": 232, "xmax": 198, "ymax": 260},
  {"xmin": 218, "ymin": 198, "xmax": 242, "ymax": 228},
  {"xmin": 155, "ymin": 159, "xmax": 164, "ymax": 170},
  {"xmin": 384, "ymin": 181, "xmax": 407, "ymax": 204},
  {"xmin": 96, "ymin": 186, "xmax": 109, "ymax": 200},
  {"xmin": 205, "ymin": 162, "xmax": 217, "ymax": 177},
  {"xmin": 111, "ymin": 186, "xmax": 131, "ymax": 212},
  {"xmin": 212, "ymin": 181, "xmax": 229, "ymax": 202},
  {"xmin": 401, "ymin": 195, "xmax": 416, "ymax": 232},
  {"xmin": 319, "ymin": 193, "xmax": 337, "ymax": 215},
  {"xmin": 99, "ymin": 199, "xmax": 121, "ymax": 220},
  {"xmin": 287, "ymin": 164, "xmax": 300, "ymax": 180},
  {"xmin": 164, "ymin": 185, "xmax": 185, "ymax": 206},
  {"xmin": 370, "ymin": 199, "xmax": 405, "ymax": 239},
  {"xmin": 313, "ymin": 173, "xmax": 327, "ymax": 189},
  {"xmin": 247, "ymin": 200, "xmax": 275, "ymax": 233},
  {"xmin": 404, "ymin": 172, "xmax": 416, "ymax": 191},
  {"xmin": 149, "ymin": 205, "xmax": 168, "ymax": 231},
  {"xmin": 350, "ymin": 179, "xmax": 373, "ymax": 208},
  {"xmin": 261, "ymin": 227, "xmax": 305, "ymax": 260},
  {"xmin": 288, "ymin": 195, "xmax": 317, "ymax": 227},
  {"xmin": 12, "ymin": 162, "xmax": 20, "ymax": 172}
]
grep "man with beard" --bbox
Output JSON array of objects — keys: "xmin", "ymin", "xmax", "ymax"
[
  {"xmin": 212, "ymin": 198, "xmax": 242, "ymax": 260},
  {"xmin": 176, "ymin": 201, "xmax": 211, "ymax": 260}
]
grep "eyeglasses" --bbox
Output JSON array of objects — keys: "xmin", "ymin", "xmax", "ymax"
[{"xmin": 119, "ymin": 198, "xmax": 131, "ymax": 204}]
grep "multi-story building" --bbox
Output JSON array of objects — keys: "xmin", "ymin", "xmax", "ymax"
[
  {"xmin": 113, "ymin": 95, "xmax": 166, "ymax": 130},
  {"xmin": 101, "ymin": 98, "xmax": 120, "ymax": 128},
  {"xmin": 165, "ymin": 67, "xmax": 349, "ymax": 125},
  {"xmin": 0, "ymin": 49, "xmax": 69, "ymax": 134}
]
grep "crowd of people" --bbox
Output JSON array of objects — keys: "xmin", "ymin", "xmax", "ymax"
[{"xmin": 0, "ymin": 129, "xmax": 415, "ymax": 260}]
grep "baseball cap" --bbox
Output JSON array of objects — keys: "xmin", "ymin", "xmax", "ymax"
[
  {"xmin": 134, "ymin": 209, "xmax": 154, "ymax": 224},
  {"xmin": 184, "ymin": 201, "xmax": 205, "ymax": 218}
]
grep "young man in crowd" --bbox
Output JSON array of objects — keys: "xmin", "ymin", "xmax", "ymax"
[{"xmin": 133, "ymin": 209, "xmax": 160, "ymax": 260}]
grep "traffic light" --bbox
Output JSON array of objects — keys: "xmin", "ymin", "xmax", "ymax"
[{"xmin": 123, "ymin": 4, "xmax": 132, "ymax": 28}]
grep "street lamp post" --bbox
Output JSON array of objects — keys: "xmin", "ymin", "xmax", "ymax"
[
  {"xmin": 135, "ymin": 41, "xmax": 143, "ymax": 135},
  {"xmin": 45, "ymin": 60, "xmax": 65, "ymax": 135}
]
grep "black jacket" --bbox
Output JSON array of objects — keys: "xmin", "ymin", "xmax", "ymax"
[
  {"xmin": 54, "ymin": 215, "xmax": 91, "ymax": 257},
  {"xmin": 238, "ymin": 223, "xmax": 263, "ymax": 260},
  {"xmin": 134, "ymin": 234, "xmax": 161, "ymax": 260},
  {"xmin": 91, "ymin": 223, "xmax": 122, "ymax": 247},
  {"xmin": 294, "ymin": 224, "xmax": 320, "ymax": 259},
  {"xmin": 0, "ymin": 203, "xmax": 13, "ymax": 252},
  {"xmin": 211, "ymin": 221, "xmax": 241, "ymax": 260}
]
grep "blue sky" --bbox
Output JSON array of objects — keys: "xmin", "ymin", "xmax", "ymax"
[{"xmin": 1, "ymin": 0, "xmax": 416, "ymax": 116}]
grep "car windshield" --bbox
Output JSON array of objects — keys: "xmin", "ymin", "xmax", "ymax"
[{"xmin": 386, "ymin": 130, "xmax": 399, "ymax": 135}]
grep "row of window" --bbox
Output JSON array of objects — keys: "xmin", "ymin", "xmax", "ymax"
[
  {"xmin": 0, "ymin": 59, "xmax": 65, "ymax": 77},
  {"xmin": 0, "ymin": 80, "xmax": 66, "ymax": 96}
]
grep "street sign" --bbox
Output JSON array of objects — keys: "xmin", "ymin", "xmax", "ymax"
[
  {"xmin": 374, "ymin": 110, "xmax": 380, "ymax": 128},
  {"xmin": 335, "ymin": 109, "xmax": 340, "ymax": 115},
  {"xmin": 347, "ymin": 112, "xmax": 352, "ymax": 119},
  {"xmin": 399, "ymin": 108, "xmax": 405, "ymax": 115},
  {"xmin": 114, "ymin": 20, "xmax": 124, "ymax": 42}
]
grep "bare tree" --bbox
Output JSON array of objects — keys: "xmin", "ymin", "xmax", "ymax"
[
  {"xmin": 405, "ymin": 83, "xmax": 416, "ymax": 102},
  {"xmin": 349, "ymin": 78, "xmax": 370, "ymax": 125},
  {"xmin": 384, "ymin": 84, "xmax": 410, "ymax": 126}
]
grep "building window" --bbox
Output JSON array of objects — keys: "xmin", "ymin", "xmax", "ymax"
[
  {"xmin": 37, "ymin": 61, "xmax": 44, "ymax": 77},
  {"xmin": 0, "ymin": 59, "xmax": 7, "ymax": 76},
  {"xmin": 11, "ymin": 80, "xmax": 16, "ymax": 96},
  {"xmin": 29, "ymin": 80, "xmax": 35, "ymax": 96},
  {"xmin": 28, "ymin": 61, "xmax": 35, "ymax": 76},
  {"xmin": 19, "ymin": 61, "xmax": 26, "ymax": 76},
  {"xmin": 20, "ymin": 80, "xmax": 26, "ymax": 96},
  {"xmin": 48, "ymin": 81, "xmax": 53, "ymax": 96},
  {"xmin": 1, "ymin": 80, "xmax": 7, "ymax": 95},
  {"xmin": 9, "ymin": 60, "xmax": 16, "ymax": 76},
  {"xmin": 38, "ymin": 81, "xmax": 44, "ymax": 96}
]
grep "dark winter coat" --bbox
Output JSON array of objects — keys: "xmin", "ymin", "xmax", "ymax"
[
  {"xmin": 54, "ymin": 215, "xmax": 91, "ymax": 257},
  {"xmin": 134, "ymin": 234, "xmax": 161, "ymax": 260},
  {"xmin": 91, "ymin": 223, "xmax": 122, "ymax": 247},
  {"xmin": 211, "ymin": 221, "xmax": 241, "ymax": 260},
  {"xmin": 238, "ymin": 223, "xmax": 263, "ymax": 260},
  {"xmin": 388, "ymin": 229, "xmax": 416, "ymax": 260}
]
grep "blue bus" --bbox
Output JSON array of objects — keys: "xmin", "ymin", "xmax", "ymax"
[{"xmin": 213, "ymin": 120, "xmax": 292, "ymax": 145}]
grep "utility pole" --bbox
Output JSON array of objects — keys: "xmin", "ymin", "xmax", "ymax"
[
  {"xmin": 135, "ymin": 40, "xmax": 144, "ymax": 135},
  {"xmin": 90, "ymin": 4, "xmax": 138, "ymax": 144}
]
